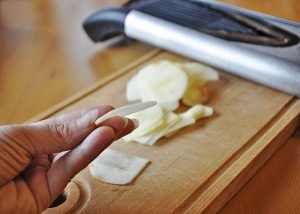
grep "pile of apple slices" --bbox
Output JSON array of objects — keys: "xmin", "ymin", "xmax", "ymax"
[{"xmin": 124, "ymin": 60, "xmax": 219, "ymax": 145}]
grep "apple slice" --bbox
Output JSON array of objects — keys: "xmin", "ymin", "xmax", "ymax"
[
  {"xmin": 182, "ymin": 86, "xmax": 208, "ymax": 106},
  {"xmin": 127, "ymin": 111, "xmax": 179, "ymax": 145},
  {"xmin": 181, "ymin": 62, "xmax": 219, "ymax": 84},
  {"xmin": 138, "ymin": 60, "xmax": 188, "ymax": 111},
  {"xmin": 124, "ymin": 104, "xmax": 165, "ymax": 139},
  {"xmin": 126, "ymin": 74, "xmax": 140, "ymax": 101},
  {"xmin": 165, "ymin": 104, "xmax": 214, "ymax": 137},
  {"xmin": 89, "ymin": 148, "xmax": 149, "ymax": 185},
  {"xmin": 94, "ymin": 101, "xmax": 157, "ymax": 126}
]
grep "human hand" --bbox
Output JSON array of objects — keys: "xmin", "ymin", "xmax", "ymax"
[{"xmin": 0, "ymin": 106, "xmax": 136, "ymax": 213}]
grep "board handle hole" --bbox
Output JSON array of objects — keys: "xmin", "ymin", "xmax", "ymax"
[{"xmin": 50, "ymin": 192, "xmax": 67, "ymax": 208}]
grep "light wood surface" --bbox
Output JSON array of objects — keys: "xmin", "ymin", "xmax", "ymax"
[
  {"xmin": 41, "ymin": 52, "xmax": 299, "ymax": 213},
  {"xmin": 0, "ymin": 0, "xmax": 152, "ymax": 124},
  {"xmin": 221, "ymin": 0, "xmax": 300, "ymax": 22},
  {"xmin": 1, "ymin": 0, "xmax": 300, "ymax": 213},
  {"xmin": 221, "ymin": 129, "xmax": 300, "ymax": 213}
]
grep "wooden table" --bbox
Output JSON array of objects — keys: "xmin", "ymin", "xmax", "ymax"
[
  {"xmin": 0, "ymin": 0, "xmax": 152, "ymax": 124},
  {"xmin": 0, "ymin": 0, "xmax": 299, "ymax": 213}
]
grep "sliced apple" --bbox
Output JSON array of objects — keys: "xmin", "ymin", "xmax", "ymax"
[
  {"xmin": 89, "ymin": 148, "xmax": 149, "ymax": 185},
  {"xmin": 122, "ymin": 60, "xmax": 218, "ymax": 145},
  {"xmin": 181, "ymin": 62, "xmax": 219, "ymax": 84},
  {"xmin": 137, "ymin": 60, "xmax": 188, "ymax": 111},
  {"xmin": 124, "ymin": 104, "xmax": 165, "ymax": 140},
  {"xmin": 126, "ymin": 74, "xmax": 140, "ymax": 101}
]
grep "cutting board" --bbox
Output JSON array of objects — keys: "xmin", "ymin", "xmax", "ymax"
[{"xmin": 36, "ymin": 50, "xmax": 299, "ymax": 213}]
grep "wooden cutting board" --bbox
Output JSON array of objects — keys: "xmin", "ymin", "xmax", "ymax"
[{"xmin": 37, "ymin": 50, "xmax": 299, "ymax": 213}]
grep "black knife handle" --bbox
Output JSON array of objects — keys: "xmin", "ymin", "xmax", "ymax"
[{"xmin": 83, "ymin": 8, "xmax": 128, "ymax": 42}]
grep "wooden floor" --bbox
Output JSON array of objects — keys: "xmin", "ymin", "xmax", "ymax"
[{"xmin": 0, "ymin": 0, "xmax": 299, "ymax": 212}]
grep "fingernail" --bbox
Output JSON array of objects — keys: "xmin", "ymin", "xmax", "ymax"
[
  {"xmin": 113, "ymin": 117, "xmax": 129, "ymax": 139},
  {"xmin": 77, "ymin": 109, "xmax": 99, "ymax": 129},
  {"xmin": 131, "ymin": 119, "xmax": 139, "ymax": 129},
  {"xmin": 122, "ymin": 117, "xmax": 129, "ymax": 129}
]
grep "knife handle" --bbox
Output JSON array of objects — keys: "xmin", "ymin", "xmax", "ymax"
[{"xmin": 83, "ymin": 8, "xmax": 128, "ymax": 42}]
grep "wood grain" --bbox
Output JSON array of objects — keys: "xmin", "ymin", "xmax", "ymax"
[
  {"xmin": 221, "ymin": 129, "xmax": 300, "ymax": 213},
  {"xmin": 39, "ymin": 52, "xmax": 298, "ymax": 213},
  {"xmin": 221, "ymin": 0, "xmax": 300, "ymax": 22},
  {"xmin": 25, "ymin": 49, "xmax": 162, "ymax": 124},
  {"xmin": 184, "ymin": 101, "xmax": 299, "ymax": 213},
  {"xmin": 0, "ymin": 0, "xmax": 153, "ymax": 124}
]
